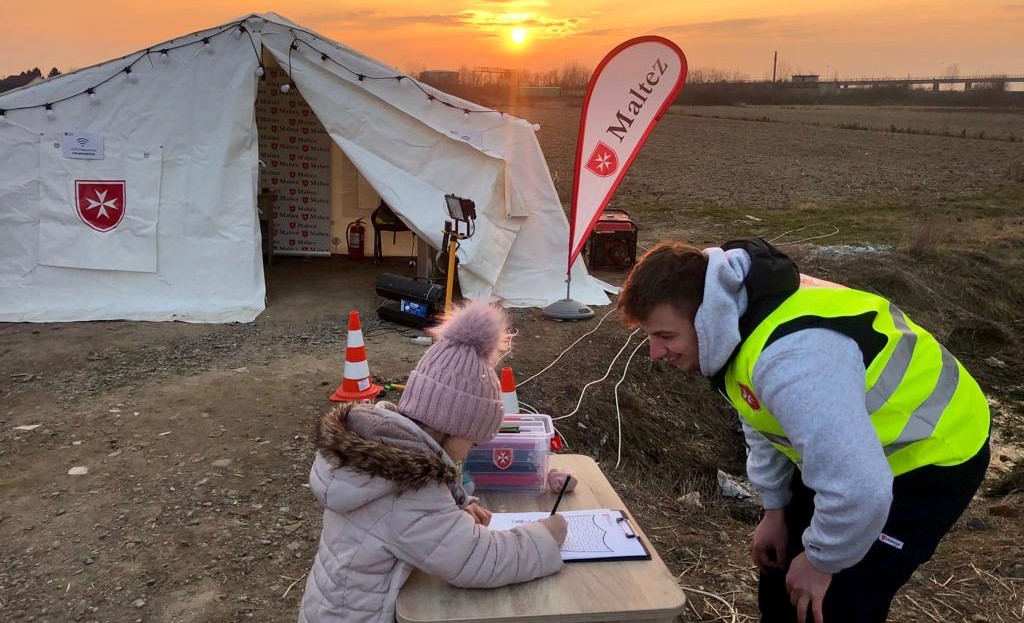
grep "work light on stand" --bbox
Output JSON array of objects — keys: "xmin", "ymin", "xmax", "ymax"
[{"xmin": 439, "ymin": 194, "xmax": 476, "ymax": 314}]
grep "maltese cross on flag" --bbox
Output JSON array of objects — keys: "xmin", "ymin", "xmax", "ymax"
[
  {"xmin": 76, "ymin": 180, "xmax": 126, "ymax": 232},
  {"xmin": 585, "ymin": 141, "xmax": 619, "ymax": 177}
]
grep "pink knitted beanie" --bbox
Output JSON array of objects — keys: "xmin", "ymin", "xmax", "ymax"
[{"xmin": 398, "ymin": 300, "xmax": 508, "ymax": 443}]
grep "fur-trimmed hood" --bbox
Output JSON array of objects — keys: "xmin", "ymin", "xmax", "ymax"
[
  {"xmin": 310, "ymin": 402, "xmax": 462, "ymax": 515},
  {"xmin": 299, "ymin": 405, "xmax": 564, "ymax": 623}
]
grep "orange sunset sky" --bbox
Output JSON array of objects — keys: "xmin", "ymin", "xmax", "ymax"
[{"xmin": 3, "ymin": 1, "xmax": 1023, "ymax": 80}]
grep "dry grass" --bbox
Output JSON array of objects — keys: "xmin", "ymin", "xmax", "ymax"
[{"xmin": 908, "ymin": 218, "xmax": 956, "ymax": 257}]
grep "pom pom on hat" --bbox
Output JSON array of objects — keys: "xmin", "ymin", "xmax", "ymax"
[
  {"xmin": 399, "ymin": 300, "xmax": 509, "ymax": 442},
  {"xmin": 427, "ymin": 299, "xmax": 508, "ymax": 362}
]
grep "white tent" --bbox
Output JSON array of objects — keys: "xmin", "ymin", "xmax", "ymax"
[{"xmin": 0, "ymin": 13, "xmax": 610, "ymax": 323}]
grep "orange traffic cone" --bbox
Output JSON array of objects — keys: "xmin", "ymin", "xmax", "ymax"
[
  {"xmin": 500, "ymin": 366, "xmax": 519, "ymax": 414},
  {"xmin": 330, "ymin": 310, "xmax": 383, "ymax": 402}
]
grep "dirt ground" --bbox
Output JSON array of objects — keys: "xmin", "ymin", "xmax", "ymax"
[{"xmin": 2, "ymin": 103, "xmax": 1024, "ymax": 622}]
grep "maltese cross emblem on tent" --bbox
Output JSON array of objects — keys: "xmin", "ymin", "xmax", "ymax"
[
  {"xmin": 585, "ymin": 141, "xmax": 618, "ymax": 177},
  {"xmin": 75, "ymin": 180, "xmax": 126, "ymax": 232}
]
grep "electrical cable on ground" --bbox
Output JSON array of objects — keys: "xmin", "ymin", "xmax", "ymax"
[
  {"xmin": 767, "ymin": 225, "xmax": 809, "ymax": 244},
  {"xmin": 517, "ymin": 306, "xmax": 620, "ymax": 388},
  {"xmin": 614, "ymin": 337, "xmax": 649, "ymax": 468},
  {"xmin": 775, "ymin": 226, "xmax": 840, "ymax": 246},
  {"xmin": 517, "ymin": 400, "xmax": 539, "ymax": 414},
  {"xmin": 496, "ymin": 328, "xmax": 519, "ymax": 364},
  {"xmin": 552, "ymin": 328, "xmax": 641, "ymax": 423}
]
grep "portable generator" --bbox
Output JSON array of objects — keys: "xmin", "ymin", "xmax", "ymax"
[{"xmin": 584, "ymin": 209, "xmax": 639, "ymax": 270}]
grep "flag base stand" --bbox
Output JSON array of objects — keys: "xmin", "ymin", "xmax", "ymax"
[{"xmin": 542, "ymin": 298, "xmax": 594, "ymax": 321}]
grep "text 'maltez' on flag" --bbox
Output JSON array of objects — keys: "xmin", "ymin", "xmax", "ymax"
[{"xmin": 568, "ymin": 37, "xmax": 687, "ymax": 269}]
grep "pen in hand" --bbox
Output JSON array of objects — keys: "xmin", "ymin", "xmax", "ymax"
[{"xmin": 550, "ymin": 475, "xmax": 572, "ymax": 515}]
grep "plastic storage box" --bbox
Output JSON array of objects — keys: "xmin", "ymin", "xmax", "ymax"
[{"xmin": 463, "ymin": 414, "xmax": 553, "ymax": 494}]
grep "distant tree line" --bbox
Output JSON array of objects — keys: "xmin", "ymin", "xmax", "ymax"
[
  {"xmin": 420, "ymin": 61, "xmax": 1022, "ymax": 109},
  {"xmin": 0, "ymin": 67, "xmax": 61, "ymax": 94},
  {"xmin": 410, "ymin": 61, "xmax": 592, "ymax": 105},
  {"xmin": 675, "ymin": 81, "xmax": 1023, "ymax": 107}
]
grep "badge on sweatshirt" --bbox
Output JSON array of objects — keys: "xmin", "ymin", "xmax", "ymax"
[{"xmin": 739, "ymin": 383, "xmax": 761, "ymax": 410}]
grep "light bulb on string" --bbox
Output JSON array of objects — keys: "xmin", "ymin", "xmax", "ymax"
[
  {"xmin": 463, "ymin": 109, "xmax": 470, "ymax": 118},
  {"xmin": 320, "ymin": 53, "xmax": 328, "ymax": 63},
  {"xmin": 232, "ymin": 26, "xmax": 244, "ymax": 40},
  {"xmin": 203, "ymin": 38, "xmax": 215, "ymax": 54},
  {"xmin": 0, "ymin": 109, "xmax": 6, "ymax": 122},
  {"xmin": 159, "ymin": 50, "xmax": 170, "ymax": 63},
  {"xmin": 280, "ymin": 82, "xmax": 292, "ymax": 94},
  {"xmin": 45, "ymin": 104, "xmax": 55, "ymax": 121},
  {"xmin": 125, "ymin": 67, "xmax": 138, "ymax": 83},
  {"xmin": 426, "ymin": 95, "xmax": 434, "ymax": 108},
  {"xmin": 255, "ymin": 65, "xmax": 265, "ymax": 78},
  {"xmin": 88, "ymin": 88, "xmax": 99, "ymax": 105}
]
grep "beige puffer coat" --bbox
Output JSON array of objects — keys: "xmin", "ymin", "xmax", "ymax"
[{"xmin": 297, "ymin": 403, "xmax": 563, "ymax": 623}]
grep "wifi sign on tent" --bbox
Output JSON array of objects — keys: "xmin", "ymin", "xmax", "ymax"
[{"xmin": 61, "ymin": 132, "xmax": 105, "ymax": 160}]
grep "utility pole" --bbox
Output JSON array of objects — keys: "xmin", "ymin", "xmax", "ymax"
[{"xmin": 772, "ymin": 51, "xmax": 777, "ymax": 83}]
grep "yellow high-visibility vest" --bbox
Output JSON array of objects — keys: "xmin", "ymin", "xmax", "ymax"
[{"xmin": 724, "ymin": 284, "xmax": 989, "ymax": 476}]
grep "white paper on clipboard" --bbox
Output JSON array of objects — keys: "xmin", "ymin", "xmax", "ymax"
[{"xmin": 488, "ymin": 509, "xmax": 650, "ymax": 562}]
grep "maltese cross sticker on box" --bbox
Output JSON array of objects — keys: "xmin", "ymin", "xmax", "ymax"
[
  {"xmin": 585, "ymin": 141, "xmax": 618, "ymax": 177},
  {"xmin": 492, "ymin": 448, "xmax": 513, "ymax": 470},
  {"xmin": 76, "ymin": 180, "xmax": 125, "ymax": 232}
]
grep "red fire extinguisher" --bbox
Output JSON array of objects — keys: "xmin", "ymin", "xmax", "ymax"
[{"xmin": 346, "ymin": 218, "xmax": 366, "ymax": 260}]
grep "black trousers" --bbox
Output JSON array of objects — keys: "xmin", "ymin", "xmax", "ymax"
[{"xmin": 759, "ymin": 440, "xmax": 989, "ymax": 623}]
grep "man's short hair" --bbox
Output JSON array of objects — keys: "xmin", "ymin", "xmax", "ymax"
[{"xmin": 617, "ymin": 242, "xmax": 708, "ymax": 325}]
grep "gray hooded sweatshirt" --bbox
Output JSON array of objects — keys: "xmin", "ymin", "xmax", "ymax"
[{"xmin": 695, "ymin": 247, "xmax": 894, "ymax": 574}]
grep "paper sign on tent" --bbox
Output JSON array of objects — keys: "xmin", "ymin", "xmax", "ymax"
[{"xmin": 37, "ymin": 139, "xmax": 162, "ymax": 273}]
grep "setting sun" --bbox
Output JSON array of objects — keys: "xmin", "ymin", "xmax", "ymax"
[{"xmin": 510, "ymin": 27, "xmax": 527, "ymax": 47}]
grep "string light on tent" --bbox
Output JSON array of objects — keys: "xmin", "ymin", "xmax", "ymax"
[
  {"xmin": 0, "ymin": 20, "xmax": 256, "ymax": 118},
  {"xmin": 0, "ymin": 17, "xmax": 522, "ymax": 124},
  {"xmin": 265, "ymin": 29, "xmax": 519, "ymax": 119}
]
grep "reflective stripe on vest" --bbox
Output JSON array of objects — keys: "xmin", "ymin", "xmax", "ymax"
[
  {"xmin": 724, "ymin": 286, "xmax": 988, "ymax": 476},
  {"xmin": 865, "ymin": 304, "xmax": 915, "ymax": 414}
]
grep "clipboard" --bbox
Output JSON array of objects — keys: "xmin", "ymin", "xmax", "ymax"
[{"xmin": 488, "ymin": 508, "xmax": 652, "ymax": 562}]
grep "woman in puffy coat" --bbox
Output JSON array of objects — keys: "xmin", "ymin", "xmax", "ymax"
[{"xmin": 297, "ymin": 301, "xmax": 567, "ymax": 623}]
